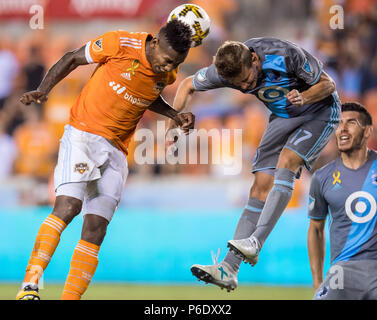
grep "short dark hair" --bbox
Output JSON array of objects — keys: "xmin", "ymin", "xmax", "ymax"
[
  {"xmin": 341, "ymin": 102, "xmax": 372, "ymax": 126},
  {"xmin": 214, "ymin": 41, "xmax": 252, "ymax": 79},
  {"xmin": 159, "ymin": 19, "xmax": 192, "ymax": 53}
]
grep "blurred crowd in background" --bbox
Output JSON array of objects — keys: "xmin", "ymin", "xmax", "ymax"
[{"xmin": 0, "ymin": 0, "xmax": 376, "ymax": 207}]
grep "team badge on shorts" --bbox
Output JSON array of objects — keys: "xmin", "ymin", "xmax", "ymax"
[
  {"xmin": 74, "ymin": 163, "xmax": 89, "ymax": 174},
  {"xmin": 315, "ymin": 285, "xmax": 329, "ymax": 299}
]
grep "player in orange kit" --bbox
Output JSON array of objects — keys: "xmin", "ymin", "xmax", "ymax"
[{"xmin": 16, "ymin": 19, "xmax": 195, "ymax": 300}]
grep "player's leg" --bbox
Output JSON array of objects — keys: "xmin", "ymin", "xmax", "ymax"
[
  {"xmin": 228, "ymin": 159, "xmax": 299, "ymax": 264},
  {"xmin": 16, "ymin": 126, "xmax": 92, "ymax": 300},
  {"xmin": 251, "ymin": 148, "xmax": 302, "ymax": 247},
  {"xmin": 223, "ymin": 171, "xmax": 273, "ymax": 267},
  {"xmin": 190, "ymin": 115, "xmax": 288, "ymax": 290},
  {"xmin": 61, "ymin": 141, "xmax": 128, "ymax": 300},
  {"xmin": 61, "ymin": 207, "xmax": 114, "ymax": 300},
  {"xmin": 191, "ymin": 171, "xmax": 273, "ymax": 291},
  {"xmin": 228, "ymin": 101, "xmax": 341, "ymax": 264},
  {"xmin": 16, "ymin": 195, "xmax": 83, "ymax": 300}
]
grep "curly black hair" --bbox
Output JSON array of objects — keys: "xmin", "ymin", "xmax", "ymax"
[{"xmin": 159, "ymin": 19, "xmax": 192, "ymax": 53}]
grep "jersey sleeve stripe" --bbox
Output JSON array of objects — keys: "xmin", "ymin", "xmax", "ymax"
[
  {"xmin": 120, "ymin": 37, "xmax": 142, "ymax": 43},
  {"xmin": 308, "ymin": 215, "xmax": 326, "ymax": 220},
  {"xmin": 85, "ymin": 41, "xmax": 94, "ymax": 64},
  {"xmin": 120, "ymin": 44, "xmax": 142, "ymax": 49},
  {"xmin": 120, "ymin": 40, "xmax": 142, "ymax": 47}
]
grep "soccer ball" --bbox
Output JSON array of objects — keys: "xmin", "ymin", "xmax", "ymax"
[{"xmin": 167, "ymin": 4, "xmax": 210, "ymax": 47}]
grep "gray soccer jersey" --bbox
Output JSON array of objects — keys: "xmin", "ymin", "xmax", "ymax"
[
  {"xmin": 310, "ymin": 150, "xmax": 377, "ymax": 300},
  {"xmin": 192, "ymin": 37, "xmax": 341, "ymax": 173},
  {"xmin": 309, "ymin": 150, "xmax": 377, "ymax": 264},
  {"xmin": 192, "ymin": 37, "xmax": 339, "ymax": 119}
]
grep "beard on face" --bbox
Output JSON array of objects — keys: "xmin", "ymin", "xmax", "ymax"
[{"xmin": 337, "ymin": 128, "xmax": 366, "ymax": 154}]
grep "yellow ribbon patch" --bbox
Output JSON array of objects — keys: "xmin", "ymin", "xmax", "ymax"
[
  {"xmin": 332, "ymin": 170, "xmax": 342, "ymax": 185},
  {"xmin": 126, "ymin": 59, "xmax": 140, "ymax": 75}
]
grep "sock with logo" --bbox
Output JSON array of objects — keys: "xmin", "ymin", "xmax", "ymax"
[
  {"xmin": 223, "ymin": 197, "xmax": 264, "ymax": 272},
  {"xmin": 252, "ymin": 168, "xmax": 296, "ymax": 247},
  {"xmin": 22, "ymin": 214, "xmax": 67, "ymax": 288},
  {"xmin": 61, "ymin": 239, "xmax": 100, "ymax": 300}
]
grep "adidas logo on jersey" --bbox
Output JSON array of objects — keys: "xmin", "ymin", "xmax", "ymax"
[{"xmin": 121, "ymin": 72, "xmax": 131, "ymax": 80}]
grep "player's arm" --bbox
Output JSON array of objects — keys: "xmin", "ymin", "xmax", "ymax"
[
  {"xmin": 148, "ymin": 95, "xmax": 195, "ymax": 135},
  {"xmin": 308, "ymin": 218, "xmax": 326, "ymax": 291},
  {"xmin": 307, "ymin": 173, "xmax": 329, "ymax": 292},
  {"xmin": 20, "ymin": 46, "xmax": 88, "ymax": 105},
  {"xmin": 167, "ymin": 65, "xmax": 223, "ymax": 132},
  {"xmin": 173, "ymin": 75, "xmax": 196, "ymax": 112},
  {"xmin": 287, "ymin": 71, "xmax": 336, "ymax": 106},
  {"xmin": 286, "ymin": 46, "xmax": 336, "ymax": 106}
]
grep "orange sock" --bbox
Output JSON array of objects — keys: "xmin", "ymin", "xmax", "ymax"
[
  {"xmin": 61, "ymin": 239, "xmax": 100, "ymax": 300},
  {"xmin": 23, "ymin": 214, "xmax": 67, "ymax": 286}
]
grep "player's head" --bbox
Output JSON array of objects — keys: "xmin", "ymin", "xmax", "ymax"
[
  {"xmin": 336, "ymin": 102, "xmax": 373, "ymax": 153},
  {"xmin": 213, "ymin": 41, "xmax": 260, "ymax": 90},
  {"xmin": 148, "ymin": 19, "xmax": 192, "ymax": 74}
]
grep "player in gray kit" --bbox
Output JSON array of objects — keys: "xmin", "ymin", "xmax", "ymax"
[
  {"xmin": 308, "ymin": 102, "xmax": 377, "ymax": 300},
  {"xmin": 171, "ymin": 38, "xmax": 341, "ymax": 291}
]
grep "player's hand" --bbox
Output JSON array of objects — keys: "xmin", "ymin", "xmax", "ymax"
[
  {"xmin": 286, "ymin": 89, "xmax": 305, "ymax": 107},
  {"xmin": 172, "ymin": 112, "xmax": 195, "ymax": 135},
  {"xmin": 20, "ymin": 90, "xmax": 48, "ymax": 105}
]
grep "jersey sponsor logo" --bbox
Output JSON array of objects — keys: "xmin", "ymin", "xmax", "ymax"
[
  {"xmin": 74, "ymin": 163, "xmax": 89, "ymax": 174},
  {"xmin": 257, "ymin": 85, "xmax": 289, "ymax": 102},
  {"xmin": 92, "ymin": 38, "xmax": 103, "ymax": 52},
  {"xmin": 108, "ymin": 81, "xmax": 151, "ymax": 107},
  {"xmin": 345, "ymin": 191, "xmax": 377, "ymax": 223}
]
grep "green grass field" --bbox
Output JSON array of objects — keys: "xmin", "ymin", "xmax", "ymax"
[{"xmin": 1, "ymin": 283, "xmax": 314, "ymax": 300}]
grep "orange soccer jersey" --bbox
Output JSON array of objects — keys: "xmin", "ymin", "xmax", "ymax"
[{"xmin": 69, "ymin": 30, "xmax": 178, "ymax": 154}]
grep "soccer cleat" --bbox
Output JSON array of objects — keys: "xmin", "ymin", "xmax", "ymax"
[
  {"xmin": 227, "ymin": 236, "xmax": 260, "ymax": 266},
  {"xmin": 16, "ymin": 284, "xmax": 40, "ymax": 300},
  {"xmin": 191, "ymin": 261, "xmax": 238, "ymax": 292}
]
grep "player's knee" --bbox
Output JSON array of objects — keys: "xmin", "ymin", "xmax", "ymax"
[
  {"xmin": 250, "ymin": 172, "xmax": 274, "ymax": 201},
  {"xmin": 277, "ymin": 148, "xmax": 304, "ymax": 173},
  {"xmin": 52, "ymin": 196, "xmax": 83, "ymax": 225},
  {"xmin": 81, "ymin": 214, "xmax": 109, "ymax": 246}
]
